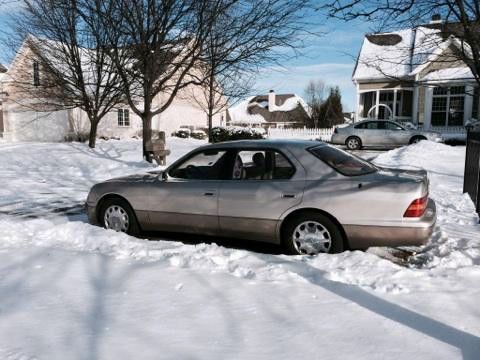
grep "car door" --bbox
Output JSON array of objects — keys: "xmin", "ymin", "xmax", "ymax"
[
  {"xmin": 353, "ymin": 121, "xmax": 383, "ymax": 146},
  {"xmin": 384, "ymin": 121, "xmax": 411, "ymax": 146},
  {"xmin": 145, "ymin": 148, "xmax": 234, "ymax": 235},
  {"xmin": 218, "ymin": 148, "xmax": 304, "ymax": 243}
]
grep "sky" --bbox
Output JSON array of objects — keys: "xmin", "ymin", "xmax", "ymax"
[{"xmin": 0, "ymin": 2, "xmax": 371, "ymax": 112}]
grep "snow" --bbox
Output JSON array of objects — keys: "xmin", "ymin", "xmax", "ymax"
[
  {"xmin": 0, "ymin": 139, "xmax": 480, "ymax": 359},
  {"xmin": 422, "ymin": 66, "xmax": 474, "ymax": 82},
  {"xmin": 353, "ymin": 26, "xmax": 455, "ymax": 81}
]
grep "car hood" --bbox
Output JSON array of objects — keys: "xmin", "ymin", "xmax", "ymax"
[{"xmin": 104, "ymin": 171, "xmax": 162, "ymax": 184}]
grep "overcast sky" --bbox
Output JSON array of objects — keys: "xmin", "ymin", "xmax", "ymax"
[{"xmin": 0, "ymin": 2, "xmax": 371, "ymax": 112}]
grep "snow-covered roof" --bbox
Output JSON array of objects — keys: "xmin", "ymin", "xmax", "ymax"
[
  {"xmin": 422, "ymin": 66, "xmax": 474, "ymax": 82},
  {"xmin": 353, "ymin": 26, "xmax": 457, "ymax": 81},
  {"xmin": 228, "ymin": 94, "xmax": 309, "ymax": 125}
]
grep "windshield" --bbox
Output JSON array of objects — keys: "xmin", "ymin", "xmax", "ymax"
[{"xmin": 309, "ymin": 145, "xmax": 377, "ymax": 176}]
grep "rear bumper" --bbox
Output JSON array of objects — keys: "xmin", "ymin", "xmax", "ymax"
[{"xmin": 344, "ymin": 199, "xmax": 436, "ymax": 249}]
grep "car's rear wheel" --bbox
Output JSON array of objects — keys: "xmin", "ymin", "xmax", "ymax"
[
  {"xmin": 99, "ymin": 197, "xmax": 140, "ymax": 236},
  {"xmin": 409, "ymin": 136, "xmax": 426, "ymax": 144},
  {"xmin": 346, "ymin": 136, "xmax": 362, "ymax": 150},
  {"xmin": 283, "ymin": 212, "xmax": 344, "ymax": 255}
]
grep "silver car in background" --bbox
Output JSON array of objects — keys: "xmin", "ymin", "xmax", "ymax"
[
  {"xmin": 86, "ymin": 140, "xmax": 436, "ymax": 255},
  {"xmin": 331, "ymin": 120, "xmax": 443, "ymax": 150}
]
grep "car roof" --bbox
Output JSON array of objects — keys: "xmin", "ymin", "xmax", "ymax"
[{"xmin": 196, "ymin": 139, "xmax": 325, "ymax": 151}]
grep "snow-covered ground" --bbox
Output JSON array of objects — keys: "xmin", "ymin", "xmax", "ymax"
[{"xmin": 0, "ymin": 138, "xmax": 479, "ymax": 360}]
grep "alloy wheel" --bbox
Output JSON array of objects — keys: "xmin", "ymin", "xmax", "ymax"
[
  {"xmin": 292, "ymin": 221, "xmax": 332, "ymax": 255},
  {"xmin": 104, "ymin": 205, "xmax": 130, "ymax": 232}
]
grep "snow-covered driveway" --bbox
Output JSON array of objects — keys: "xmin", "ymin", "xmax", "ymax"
[{"xmin": 0, "ymin": 139, "xmax": 479, "ymax": 359}]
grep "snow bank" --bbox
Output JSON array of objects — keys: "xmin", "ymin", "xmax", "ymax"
[{"xmin": 374, "ymin": 142, "xmax": 480, "ymax": 269}]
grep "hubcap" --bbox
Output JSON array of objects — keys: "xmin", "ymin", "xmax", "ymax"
[
  {"xmin": 292, "ymin": 221, "xmax": 332, "ymax": 255},
  {"xmin": 348, "ymin": 138, "xmax": 359, "ymax": 149},
  {"xmin": 104, "ymin": 205, "xmax": 129, "ymax": 232}
]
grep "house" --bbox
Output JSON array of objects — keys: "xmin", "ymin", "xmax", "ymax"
[
  {"xmin": 227, "ymin": 91, "xmax": 310, "ymax": 129},
  {"xmin": 353, "ymin": 16, "xmax": 478, "ymax": 135},
  {"xmin": 0, "ymin": 38, "xmax": 225, "ymax": 142}
]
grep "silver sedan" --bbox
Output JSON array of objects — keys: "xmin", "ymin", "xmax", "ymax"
[
  {"xmin": 86, "ymin": 139, "xmax": 436, "ymax": 255},
  {"xmin": 331, "ymin": 120, "xmax": 443, "ymax": 150}
]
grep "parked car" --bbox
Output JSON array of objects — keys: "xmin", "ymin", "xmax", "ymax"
[
  {"xmin": 190, "ymin": 130, "xmax": 207, "ymax": 140},
  {"xmin": 172, "ymin": 129, "xmax": 191, "ymax": 138},
  {"xmin": 331, "ymin": 120, "xmax": 443, "ymax": 150},
  {"xmin": 86, "ymin": 140, "xmax": 436, "ymax": 255}
]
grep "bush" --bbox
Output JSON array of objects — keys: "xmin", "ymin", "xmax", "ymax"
[{"xmin": 211, "ymin": 126, "xmax": 264, "ymax": 143}]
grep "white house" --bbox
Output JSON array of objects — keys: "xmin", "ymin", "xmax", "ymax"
[
  {"xmin": 353, "ymin": 17, "xmax": 478, "ymax": 136},
  {"xmin": 0, "ymin": 39, "xmax": 225, "ymax": 142}
]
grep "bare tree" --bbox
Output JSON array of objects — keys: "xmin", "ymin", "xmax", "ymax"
[
  {"xmin": 304, "ymin": 79, "xmax": 326, "ymax": 128},
  {"xmin": 99, "ymin": 0, "xmax": 234, "ymax": 162},
  {"xmin": 190, "ymin": 0, "xmax": 316, "ymax": 141},
  {"xmin": 323, "ymin": 0, "xmax": 480, "ymax": 87},
  {"xmin": 9, "ymin": 0, "xmax": 124, "ymax": 148}
]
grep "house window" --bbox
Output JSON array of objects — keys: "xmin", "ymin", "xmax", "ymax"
[
  {"xmin": 431, "ymin": 86, "xmax": 465, "ymax": 127},
  {"xmin": 117, "ymin": 109, "xmax": 130, "ymax": 127},
  {"xmin": 33, "ymin": 61, "xmax": 40, "ymax": 86}
]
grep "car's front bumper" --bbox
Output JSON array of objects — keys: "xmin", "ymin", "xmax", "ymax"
[
  {"xmin": 85, "ymin": 202, "xmax": 99, "ymax": 225},
  {"xmin": 344, "ymin": 199, "xmax": 436, "ymax": 249}
]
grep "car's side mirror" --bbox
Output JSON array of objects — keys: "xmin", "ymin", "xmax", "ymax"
[{"xmin": 161, "ymin": 171, "xmax": 169, "ymax": 181}]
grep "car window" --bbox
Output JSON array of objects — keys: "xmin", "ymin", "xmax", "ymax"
[
  {"xmin": 169, "ymin": 150, "xmax": 228, "ymax": 180},
  {"xmin": 232, "ymin": 150, "xmax": 295, "ymax": 180},
  {"xmin": 309, "ymin": 145, "xmax": 377, "ymax": 176},
  {"xmin": 355, "ymin": 121, "xmax": 379, "ymax": 129},
  {"xmin": 385, "ymin": 122, "xmax": 404, "ymax": 130}
]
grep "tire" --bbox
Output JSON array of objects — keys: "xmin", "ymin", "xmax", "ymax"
[
  {"xmin": 283, "ymin": 211, "xmax": 344, "ymax": 255},
  {"xmin": 409, "ymin": 136, "xmax": 426, "ymax": 144},
  {"xmin": 346, "ymin": 136, "xmax": 362, "ymax": 150},
  {"xmin": 99, "ymin": 197, "xmax": 140, "ymax": 236}
]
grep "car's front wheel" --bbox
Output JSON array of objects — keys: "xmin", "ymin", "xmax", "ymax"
[
  {"xmin": 409, "ymin": 136, "xmax": 426, "ymax": 144},
  {"xmin": 99, "ymin": 197, "xmax": 140, "ymax": 236},
  {"xmin": 283, "ymin": 212, "xmax": 344, "ymax": 255},
  {"xmin": 346, "ymin": 136, "xmax": 362, "ymax": 150}
]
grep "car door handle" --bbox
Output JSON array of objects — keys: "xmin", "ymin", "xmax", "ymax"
[
  {"xmin": 204, "ymin": 191, "xmax": 216, "ymax": 196},
  {"xmin": 282, "ymin": 193, "xmax": 296, "ymax": 198}
]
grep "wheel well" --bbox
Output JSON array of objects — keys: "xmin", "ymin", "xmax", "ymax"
[
  {"xmin": 280, "ymin": 208, "xmax": 350, "ymax": 250},
  {"xmin": 410, "ymin": 135, "xmax": 427, "ymax": 143},
  {"xmin": 96, "ymin": 194, "xmax": 135, "ymax": 224}
]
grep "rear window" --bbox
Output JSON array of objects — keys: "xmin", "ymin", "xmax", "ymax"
[{"xmin": 309, "ymin": 146, "xmax": 377, "ymax": 176}]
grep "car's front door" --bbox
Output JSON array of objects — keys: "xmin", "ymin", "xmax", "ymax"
[
  {"xmin": 384, "ymin": 121, "xmax": 411, "ymax": 146},
  {"xmin": 145, "ymin": 149, "xmax": 233, "ymax": 235},
  {"xmin": 218, "ymin": 148, "xmax": 304, "ymax": 243}
]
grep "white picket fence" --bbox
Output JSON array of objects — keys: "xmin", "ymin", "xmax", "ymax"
[{"xmin": 267, "ymin": 127, "xmax": 334, "ymax": 142}]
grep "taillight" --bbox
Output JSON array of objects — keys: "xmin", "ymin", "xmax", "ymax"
[{"xmin": 404, "ymin": 195, "xmax": 428, "ymax": 217}]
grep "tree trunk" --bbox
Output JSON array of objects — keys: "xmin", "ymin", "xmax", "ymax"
[
  {"xmin": 208, "ymin": 110, "xmax": 213, "ymax": 143},
  {"xmin": 142, "ymin": 113, "xmax": 153, "ymax": 163},
  {"xmin": 207, "ymin": 70, "xmax": 215, "ymax": 143},
  {"xmin": 88, "ymin": 118, "xmax": 98, "ymax": 148}
]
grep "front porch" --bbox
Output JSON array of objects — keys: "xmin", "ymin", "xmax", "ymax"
[{"xmin": 356, "ymin": 84, "xmax": 476, "ymax": 139}]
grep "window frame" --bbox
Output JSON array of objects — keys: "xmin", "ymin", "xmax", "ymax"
[
  {"xmin": 431, "ymin": 85, "xmax": 465, "ymax": 127},
  {"xmin": 117, "ymin": 108, "xmax": 130, "ymax": 127}
]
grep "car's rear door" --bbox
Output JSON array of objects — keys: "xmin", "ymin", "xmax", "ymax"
[
  {"xmin": 218, "ymin": 148, "xmax": 304, "ymax": 243},
  {"xmin": 145, "ymin": 149, "xmax": 234, "ymax": 235}
]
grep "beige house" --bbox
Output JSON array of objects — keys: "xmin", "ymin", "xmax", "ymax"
[
  {"xmin": 0, "ymin": 39, "xmax": 225, "ymax": 142},
  {"xmin": 353, "ymin": 19, "xmax": 478, "ymax": 135}
]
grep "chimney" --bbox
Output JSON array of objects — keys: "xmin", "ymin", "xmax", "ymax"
[
  {"xmin": 268, "ymin": 90, "xmax": 276, "ymax": 112},
  {"xmin": 430, "ymin": 14, "xmax": 442, "ymax": 24}
]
